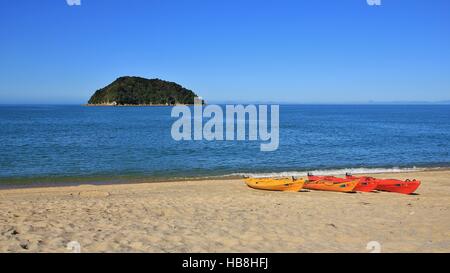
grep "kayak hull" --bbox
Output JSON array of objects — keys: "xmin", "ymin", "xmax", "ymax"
[
  {"xmin": 308, "ymin": 175, "xmax": 377, "ymax": 192},
  {"xmin": 304, "ymin": 180, "xmax": 358, "ymax": 193},
  {"xmin": 376, "ymin": 180, "xmax": 421, "ymax": 194},
  {"xmin": 347, "ymin": 175, "xmax": 421, "ymax": 195},
  {"xmin": 353, "ymin": 181, "xmax": 378, "ymax": 192},
  {"xmin": 244, "ymin": 178, "xmax": 305, "ymax": 192}
]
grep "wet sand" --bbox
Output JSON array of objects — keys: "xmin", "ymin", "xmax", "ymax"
[{"xmin": 0, "ymin": 170, "xmax": 449, "ymax": 252}]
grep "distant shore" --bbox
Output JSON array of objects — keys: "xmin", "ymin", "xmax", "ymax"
[{"xmin": 1, "ymin": 169, "xmax": 449, "ymax": 252}]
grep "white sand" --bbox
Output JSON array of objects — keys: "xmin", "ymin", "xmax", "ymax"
[{"xmin": 0, "ymin": 170, "xmax": 449, "ymax": 253}]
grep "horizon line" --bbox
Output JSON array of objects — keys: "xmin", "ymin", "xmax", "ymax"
[{"xmin": 1, "ymin": 101, "xmax": 450, "ymax": 106}]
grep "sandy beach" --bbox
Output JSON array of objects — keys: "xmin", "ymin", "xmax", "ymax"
[{"xmin": 0, "ymin": 170, "xmax": 449, "ymax": 253}]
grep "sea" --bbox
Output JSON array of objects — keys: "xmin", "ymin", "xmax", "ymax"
[{"xmin": 0, "ymin": 104, "xmax": 449, "ymax": 187}]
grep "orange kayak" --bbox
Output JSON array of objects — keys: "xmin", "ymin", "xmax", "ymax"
[
  {"xmin": 308, "ymin": 174, "xmax": 378, "ymax": 192},
  {"xmin": 244, "ymin": 177, "xmax": 305, "ymax": 192},
  {"xmin": 304, "ymin": 179, "xmax": 358, "ymax": 192},
  {"xmin": 346, "ymin": 174, "xmax": 420, "ymax": 194}
]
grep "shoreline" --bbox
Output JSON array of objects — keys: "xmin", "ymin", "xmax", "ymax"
[
  {"xmin": 1, "ymin": 169, "xmax": 449, "ymax": 252},
  {"xmin": 0, "ymin": 175, "xmax": 241, "ymax": 190},
  {"xmin": 1, "ymin": 166, "xmax": 449, "ymax": 190}
]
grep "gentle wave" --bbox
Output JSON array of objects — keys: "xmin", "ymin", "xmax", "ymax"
[{"xmin": 227, "ymin": 166, "xmax": 441, "ymax": 178}]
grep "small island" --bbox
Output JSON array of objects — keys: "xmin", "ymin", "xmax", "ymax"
[{"xmin": 87, "ymin": 76, "xmax": 199, "ymax": 106}]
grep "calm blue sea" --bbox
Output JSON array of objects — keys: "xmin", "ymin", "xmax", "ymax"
[{"xmin": 0, "ymin": 105, "xmax": 449, "ymax": 186}]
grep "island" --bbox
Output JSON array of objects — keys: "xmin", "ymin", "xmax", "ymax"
[{"xmin": 87, "ymin": 76, "xmax": 199, "ymax": 106}]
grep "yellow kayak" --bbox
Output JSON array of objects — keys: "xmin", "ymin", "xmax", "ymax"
[{"xmin": 244, "ymin": 177, "xmax": 305, "ymax": 192}]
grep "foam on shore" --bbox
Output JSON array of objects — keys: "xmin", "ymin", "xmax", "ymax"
[{"xmin": 228, "ymin": 166, "xmax": 446, "ymax": 178}]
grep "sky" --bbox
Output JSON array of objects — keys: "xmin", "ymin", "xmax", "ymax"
[{"xmin": 0, "ymin": 0, "xmax": 449, "ymax": 104}]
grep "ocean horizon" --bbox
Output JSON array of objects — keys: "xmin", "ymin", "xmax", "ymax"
[{"xmin": 2, "ymin": 101, "xmax": 450, "ymax": 106}]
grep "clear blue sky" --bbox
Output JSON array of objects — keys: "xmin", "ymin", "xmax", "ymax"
[{"xmin": 0, "ymin": 0, "xmax": 449, "ymax": 104}]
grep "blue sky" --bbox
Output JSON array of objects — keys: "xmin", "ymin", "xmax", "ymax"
[{"xmin": 0, "ymin": 0, "xmax": 449, "ymax": 104}]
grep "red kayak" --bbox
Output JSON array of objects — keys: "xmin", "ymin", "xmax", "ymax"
[
  {"xmin": 307, "ymin": 174, "xmax": 378, "ymax": 192},
  {"xmin": 346, "ymin": 174, "xmax": 421, "ymax": 195}
]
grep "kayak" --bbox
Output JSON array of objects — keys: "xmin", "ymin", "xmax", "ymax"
[
  {"xmin": 244, "ymin": 177, "xmax": 305, "ymax": 192},
  {"xmin": 353, "ymin": 177, "xmax": 379, "ymax": 192},
  {"xmin": 303, "ymin": 179, "xmax": 358, "ymax": 193},
  {"xmin": 346, "ymin": 174, "xmax": 420, "ymax": 195},
  {"xmin": 307, "ymin": 174, "xmax": 378, "ymax": 192}
]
